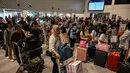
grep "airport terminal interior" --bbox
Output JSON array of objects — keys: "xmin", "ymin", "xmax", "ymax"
[{"xmin": 0, "ymin": 0, "xmax": 130, "ymax": 73}]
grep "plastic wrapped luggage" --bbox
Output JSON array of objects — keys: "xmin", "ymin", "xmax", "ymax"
[
  {"xmin": 96, "ymin": 43, "xmax": 110, "ymax": 52},
  {"xmin": 76, "ymin": 47, "xmax": 87, "ymax": 62},
  {"xmin": 57, "ymin": 57, "xmax": 74, "ymax": 73},
  {"xmin": 66, "ymin": 61, "xmax": 83, "ymax": 73},
  {"xmin": 106, "ymin": 52, "xmax": 120, "ymax": 71},
  {"xmin": 94, "ymin": 50, "xmax": 108, "ymax": 67},
  {"xmin": 117, "ymin": 61, "xmax": 130, "ymax": 73}
]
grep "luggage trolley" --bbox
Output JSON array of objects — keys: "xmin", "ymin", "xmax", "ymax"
[
  {"xmin": 57, "ymin": 56, "xmax": 75, "ymax": 73},
  {"xmin": 56, "ymin": 44, "xmax": 74, "ymax": 73}
]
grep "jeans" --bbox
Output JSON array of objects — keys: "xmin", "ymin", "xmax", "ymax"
[
  {"xmin": 5, "ymin": 46, "xmax": 8, "ymax": 57},
  {"xmin": 120, "ymin": 49, "xmax": 127, "ymax": 61},
  {"xmin": 8, "ymin": 46, "xmax": 13, "ymax": 59},
  {"xmin": 13, "ymin": 44, "xmax": 21, "ymax": 65},
  {"xmin": 51, "ymin": 56, "xmax": 59, "ymax": 73},
  {"xmin": 70, "ymin": 38, "xmax": 76, "ymax": 48}
]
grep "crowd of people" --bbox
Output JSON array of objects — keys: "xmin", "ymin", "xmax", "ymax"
[{"xmin": 0, "ymin": 14, "xmax": 130, "ymax": 73}]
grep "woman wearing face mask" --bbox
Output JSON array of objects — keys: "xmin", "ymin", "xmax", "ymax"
[{"xmin": 49, "ymin": 25, "xmax": 61, "ymax": 73}]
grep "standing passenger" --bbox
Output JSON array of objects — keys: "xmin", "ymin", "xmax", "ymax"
[
  {"xmin": 4, "ymin": 21, "xmax": 14, "ymax": 61},
  {"xmin": 11, "ymin": 25, "xmax": 26, "ymax": 65},
  {"xmin": 49, "ymin": 25, "xmax": 61, "ymax": 73}
]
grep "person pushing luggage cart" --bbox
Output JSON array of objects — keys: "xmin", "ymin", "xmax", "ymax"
[{"xmin": 49, "ymin": 25, "xmax": 74, "ymax": 73}]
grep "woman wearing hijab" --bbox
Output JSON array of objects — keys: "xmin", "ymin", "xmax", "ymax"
[{"xmin": 49, "ymin": 25, "xmax": 61, "ymax": 73}]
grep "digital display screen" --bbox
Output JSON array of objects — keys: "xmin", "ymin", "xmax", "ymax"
[
  {"xmin": 88, "ymin": 0, "xmax": 104, "ymax": 11},
  {"xmin": 90, "ymin": 0, "xmax": 104, "ymax": 2}
]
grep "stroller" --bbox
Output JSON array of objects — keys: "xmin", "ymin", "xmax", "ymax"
[{"xmin": 16, "ymin": 37, "xmax": 44, "ymax": 73}]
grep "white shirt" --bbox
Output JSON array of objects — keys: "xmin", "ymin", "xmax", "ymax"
[
  {"xmin": 119, "ymin": 30, "xmax": 130, "ymax": 50},
  {"xmin": 49, "ymin": 34, "xmax": 56, "ymax": 52},
  {"xmin": 98, "ymin": 34, "xmax": 107, "ymax": 44},
  {"xmin": 49, "ymin": 34, "xmax": 60, "ymax": 52},
  {"xmin": 91, "ymin": 30, "xmax": 97, "ymax": 41}
]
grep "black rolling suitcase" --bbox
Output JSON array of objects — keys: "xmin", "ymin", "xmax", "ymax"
[
  {"xmin": 88, "ymin": 46, "xmax": 96, "ymax": 59},
  {"xmin": 94, "ymin": 50, "xmax": 108, "ymax": 67},
  {"xmin": 117, "ymin": 61, "xmax": 130, "ymax": 73}
]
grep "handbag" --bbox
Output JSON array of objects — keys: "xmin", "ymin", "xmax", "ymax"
[
  {"xmin": 96, "ymin": 44, "xmax": 110, "ymax": 52},
  {"xmin": 80, "ymin": 40, "xmax": 87, "ymax": 48},
  {"xmin": 46, "ymin": 50, "xmax": 52, "ymax": 56}
]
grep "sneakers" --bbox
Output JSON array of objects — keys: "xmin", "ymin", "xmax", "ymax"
[
  {"xmin": 6, "ymin": 56, "xmax": 9, "ymax": 59},
  {"xmin": 10, "ymin": 59, "xmax": 15, "ymax": 62}
]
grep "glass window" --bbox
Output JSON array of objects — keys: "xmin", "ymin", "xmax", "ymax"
[{"xmin": 105, "ymin": 0, "xmax": 112, "ymax": 5}]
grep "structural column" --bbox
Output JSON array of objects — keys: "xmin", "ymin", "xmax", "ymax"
[{"xmin": 22, "ymin": 10, "xmax": 28, "ymax": 20}]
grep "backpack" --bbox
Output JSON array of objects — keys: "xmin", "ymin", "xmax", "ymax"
[
  {"xmin": 57, "ymin": 44, "xmax": 73, "ymax": 61},
  {"xmin": 4, "ymin": 29, "xmax": 9, "ymax": 42},
  {"xmin": 70, "ymin": 26, "xmax": 77, "ymax": 39},
  {"xmin": 68, "ymin": 28, "xmax": 72, "ymax": 38},
  {"xmin": 18, "ymin": 36, "xmax": 42, "ymax": 52},
  {"xmin": 28, "ymin": 56, "xmax": 44, "ymax": 73}
]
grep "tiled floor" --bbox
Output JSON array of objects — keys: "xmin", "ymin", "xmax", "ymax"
[{"xmin": 0, "ymin": 45, "xmax": 118, "ymax": 73}]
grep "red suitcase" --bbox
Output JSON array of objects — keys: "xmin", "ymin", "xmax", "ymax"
[{"xmin": 106, "ymin": 52, "xmax": 120, "ymax": 72}]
